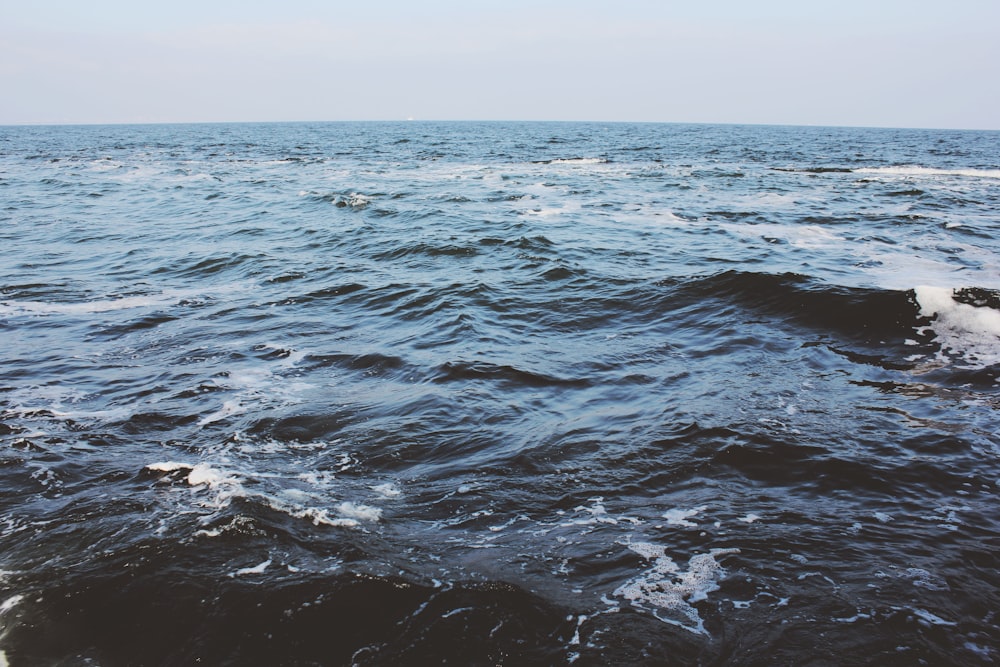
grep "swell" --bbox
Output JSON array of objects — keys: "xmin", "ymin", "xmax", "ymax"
[
  {"xmin": 267, "ymin": 269, "xmax": 991, "ymax": 380},
  {"xmin": 663, "ymin": 271, "xmax": 1000, "ymax": 380},
  {"xmin": 669, "ymin": 270, "xmax": 923, "ymax": 341},
  {"xmin": 466, "ymin": 269, "xmax": 925, "ymax": 345}
]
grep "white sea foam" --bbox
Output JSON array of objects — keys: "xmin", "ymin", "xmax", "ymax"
[
  {"xmin": 146, "ymin": 458, "xmax": 382, "ymax": 530},
  {"xmin": 336, "ymin": 501, "xmax": 383, "ymax": 522},
  {"xmin": 231, "ymin": 558, "xmax": 272, "ymax": 577},
  {"xmin": 271, "ymin": 502, "xmax": 361, "ymax": 528},
  {"xmin": 49, "ymin": 406, "xmax": 133, "ymax": 423},
  {"xmin": 913, "ymin": 286, "xmax": 1000, "ymax": 367},
  {"xmin": 260, "ymin": 343, "xmax": 308, "ymax": 369},
  {"xmin": 0, "ymin": 595, "xmax": 23, "ymax": 615},
  {"xmin": 145, "ymin": 461, "xmax": 190, "ymax": 473},
  {"xmin": 371, "ymin": 482, "xmax": 401, "ymax": 498},
  {"xmin": 719, "ymin": 222, "xmax": 843, "ymax": 249},
  {"xmin": 855, "ymin": 248, "xmax": 981, "ymax": 292},
  {"xmin": 186, "ymin": 463, "xmax": 236, "ymax": 488},
  {"xmin": 0, "ymin": 594, "xmax": 22, "ymax": 667},
  {"xmin": 3, "ymin": 384, "xmax": 137, "ymax": 426},
  {"xmin": 197, "ymin": 400, "xmax": 247, "ymax": 426},
  {"xmin": 0, "ymin": 283, "xmax": 253, "ymax": 319},
  {"xmin": 145, "ymin": 461, "xmax": 245, "ymax": 510},
  {"xmin": 549, "ymin": 158, "xmax": 608, "ymax": 165},
  {"xmin": 0, "ymin": 286, "xmax": 217, "ymax": 317},
  {"xmin": 0, "ymin": 295, "xmax": 161, "ymax": 316},
  {"xmin": 662, "ymin": 506, "xmax": 707, "ymax": 527},
  {"xmin": 563, "ymin": 497, "xmax": 640, "ymax": 528},
  {"xmin": 833, "ymin": 610, "xmax": 873, "ymax": 623},
  {"xmin": 857, "ymin": 166, "xmax": 1000, "ymax": 180},
  {"xmin": 614, "ymin": 542, "xmax": 739, "ymax": 635},
  {"xmin": 910, "ymin": 607, "xmax": 957, "ymax": 627},
  {"xmin": 902, "ymin": 568, "xmax": 949, "ymax": 591}
]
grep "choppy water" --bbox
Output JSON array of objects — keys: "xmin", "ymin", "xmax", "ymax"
[{"xmin": 1, "ymin": 121, "xmax": 999, "ymax": 665}]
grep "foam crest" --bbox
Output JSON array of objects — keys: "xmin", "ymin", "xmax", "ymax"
[
  {"xmin": 0, "ymin": 283, "xmax": 254, "ymax": 319},
  {"xmin": 0, "ymin": 295, "xmax": 164, "ymax": 316},
  {"xmin": 549, "ymin": 158, "xmax": 608, "ymax": 165},
  {"xmin": 857, "ymin": 166, "xmax": 1000, "ymax": 180},
  {"xmin": 261, "ymin": 497, "xmax": 372, "ymax": 529},
  {"xmin": 336, "ymin": 501, "xmax": 383, "ymax": 522},
  {"xmin": 0, "ymin": 594, "xmax": 23, "ymax": 667},
  {"xmin": 5, "ymin": 385, "xmax": 130, "ymax": 424},
  {"xmin": 230, "ymin": 558, "xmax": 272, "ymax": 577},
  {"xmin": 614, "ymin": 542, "xmax": 739, "ymax": 635},
  {"xmin": 144, "ymin": 454, "xmax": 383, "ymax": 531},
  {"xmin": 913, "ymin": 286, "xmax": 1000, "ymax": 368},
  {"xmin": 0, "ymin": 595, "xmax": 23, "ymax": 615}
]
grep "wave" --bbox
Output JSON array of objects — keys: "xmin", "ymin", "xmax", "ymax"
[
  {"xmin": 0, "ymin": 287, "xmax": 214, "ymax": 316},
  {"xmin": 141, "ymin": 457, "xmax": 382, "ymax": 529},
  {"xmin": 856, "ymin": 166, "xmax": 1000, "ymax": 179},
  {"xmin": 531, "ymin": 157, "xmax": 609, "ymax": 165},
  {"xmin": 772, "ymin": 166, "xmax": 853, "ymax": 174},
  {"xmin": 772, "ymin": 165, "xmax": 1000, "ymax": 179},
  {"xmin": 671, "ymin": 271, "xmax": 1000, "ymax": 372},
  {"xmin": 369, "ymin": 242, "xmax": 480, "ymax": 261},
  {"xmin": 299, "ymin": 190, "xmax": 379, "ymax": 209},
  {"xmin": 432, "ymin": 360, "xmax": 592, "ymax": 388},
  {"xmin": 673, "ymin": 271, "xmax": 917, "ymax": 337},
  {"xmin": 0, "ymin": 295, "xmax": 165, "ymax": 316}
]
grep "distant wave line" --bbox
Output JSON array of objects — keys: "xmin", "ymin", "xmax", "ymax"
[{"xmin": 857, "ymin": 166, "xmax": 1000, "ymax": 179}]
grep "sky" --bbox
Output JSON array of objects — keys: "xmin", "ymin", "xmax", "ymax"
[{"xmin": 1, "ymin": 0, "xmax": 998, "ymax": 129}]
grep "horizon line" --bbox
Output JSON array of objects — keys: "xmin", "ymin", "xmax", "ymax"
[{"xmin": 2, "ymin": 118, "xmax": 998, "ymax": 133}]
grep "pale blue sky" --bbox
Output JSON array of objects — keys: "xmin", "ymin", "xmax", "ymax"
[{"xmin": 2, "ymin": 1, "xmax": 997, "ymax": 128}]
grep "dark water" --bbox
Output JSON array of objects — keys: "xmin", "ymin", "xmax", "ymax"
[{"xmin": 1, "ymin": 121, "xmax": 999, "ymax": 665}]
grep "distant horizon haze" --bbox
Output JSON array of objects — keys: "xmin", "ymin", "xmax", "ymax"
[{"xmin": 1, "ymin": 0, "xmax": 998, "ymax": 131}]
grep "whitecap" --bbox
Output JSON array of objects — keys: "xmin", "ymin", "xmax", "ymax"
[
  {"xmin": 0, "ymin": 287, "xmax": 214, "ymax": 317},
  {"xmin": 913, "ymin": 286, "xmax": 1000, "ymax": 367},
  {"xmin": 0, "ymin": 595, "xmax": 23, "ymax": 615},
  {"xmin": 186, "ymin": 463, "xmax": 241, "ymax": 488},
  {"xmin": 0, "ymin": 295, "xmax": 160, "ymax": 316},
  {"xmin": 857, "ymin": 166, "xmax": 1000, "ymax": 180},
  {"xmin": 144, "ymin": 462, "xmax": 246, "ymax": 510},
  {"xmin": 336, "ymin": 501, "xmax": 383, "ymax": 522},
  {"xmin": 549, "ymin": 158, "xmax": 608, "ymax": 165}
]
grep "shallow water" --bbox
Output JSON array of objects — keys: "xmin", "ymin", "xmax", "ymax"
[{"xmin": 1, "ymin": 121, "xmax": 999, "ymax": 665}]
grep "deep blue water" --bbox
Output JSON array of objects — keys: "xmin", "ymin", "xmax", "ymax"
[{"xmin": 1, "ymin": 121, "xmax": 999, "ymax": 665}]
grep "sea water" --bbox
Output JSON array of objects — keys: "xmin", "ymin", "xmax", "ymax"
[{"xmin": 1, "ymin": 121, "xmax": 999, "ymax": 664}]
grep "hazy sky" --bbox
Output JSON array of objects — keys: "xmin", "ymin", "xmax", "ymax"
[{"xmin": 2, "ymin": 1, "xmax": 998, "ymax": 128}]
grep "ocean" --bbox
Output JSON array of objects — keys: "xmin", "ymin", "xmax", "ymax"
[{"xmin": 1, "ymin": 121, "xmax": 998, "ymax": 665}]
